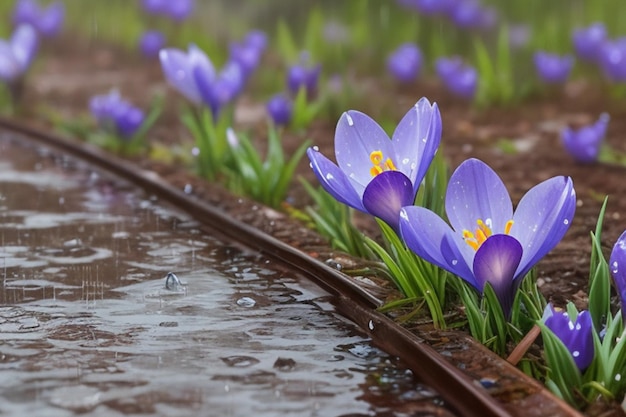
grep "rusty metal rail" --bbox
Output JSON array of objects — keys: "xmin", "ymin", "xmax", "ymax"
[{"xmin": 0, "ymin": 117, "xmax": 582, "ymax": 417}]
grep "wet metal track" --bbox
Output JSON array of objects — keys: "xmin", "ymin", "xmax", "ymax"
[{"xmin": 0, "ymin": 117, "xmax": 582, "ymax": 417}]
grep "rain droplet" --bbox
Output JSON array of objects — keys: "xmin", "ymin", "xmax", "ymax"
[
  {"xmin": 183, "ymin": 184, "xmax": 193, "ymax": 194},
  {"xmin": 616, "ymin": 374, "xmax": 622, "ymax": 382},
  {"xmin": 165, "ymin": 272, "xmax": 183, "ymax": 291},
  {"xmin": 312, "ymin": 145, "xmax": 319, "ymax": 151},
  {"xmin": 368, "ymin": 320, "xmax": 374, "ymax": 330},
  {"xmin": 422, "ymin": 137, "xmax": 427, "ymax": 143},
  {"xmin": 221, "ymin": 355, "xmax": 260, "ymax": 367},
  {"xmin": 325, "ymin": 173, "xmax": 334, "ymax": 180},
  {"xmin": 402, "ymin": 158, "xmax": 410, "ymax": 165},
  {"xmin": 236, "ymin": 296, "xmax": 256, "ymax": 307},
  {"xmin": 451, "ymin": 259, "xmax": 458, "ymax": 265},
  {"xmin": 563, "ymin": 219, "xmax": 569, "ymax": 225},
  {"xmin": 345, "ymin": 113, "xmax": 354, "ymax": 126},
  {"xmin": 572, "ymin": 350, "xmax": 580, "ymax": 357}
]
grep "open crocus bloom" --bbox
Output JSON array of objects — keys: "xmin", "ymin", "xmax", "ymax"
[
  {"xmin": 307, "ymin": 97, "xmax": 442, "ymax": 231},
  {"xmin": 0, "ymin": 24, "xmax": 38, "ymax": 84},
  {"xmin": 160, "ymin": 44, "xmax": 244, "ymax": 117},
  {"xmin": 400, "ymin": 158, "xmax": 576, "ymax": 314},
  {"xmin": 561, "ymin": 113, "xmax": 609, "ymax": 163},
  {"xmin": 542, "ymin": 303, "xmax": 595, "ymax": 371},
  {"xmin": 609, "ymin": 230, "xmax": 626, "ymax": 322},
  {"xmin": 89, "ymin": 90, "xmax": 144, "ymax": 138}
]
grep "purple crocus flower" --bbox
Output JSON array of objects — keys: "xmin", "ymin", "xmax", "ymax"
[
  {"xmin": 598, "ymin": 38, "xmax": 626, "ymax": 83},
  {"xmin": 287, "ymin": 53, "xmax": 321, "ymax": 99},
  {"xmin": 533, "ymin": 51, "xmax": 574, "ymax": 84},
  {"xmin": 561, "ymin": 113, "xmax": 609, "ymax": 163},
  {"xmin": 448, "ymin": 0, "xmax": 495, "ymax": 30},
  {"xmin": 140, "ymin": 0, "xmax": 167, "ymax": 15},
  {"xmin": 90, "ymin": 90, "xmax": 145, "ymax": 138},
  {"xmin": 160, "ymin": 44, "xmax": 244, "ymax": 117},
  {"xmin": 307, "ymin": 97, "xmax": 442, "ymax": 231},
  {"xmin": 435, "ymin": 56, "xmax": 478, "ymax": 99},
  {"xmin": 0, "ymin": 24, "xmax": 39, "ymax": 84},
  {"xmin": 12, "ymin": 0, "xmax": 64, "ymax": 38},
  {"xmin": 542, "ymin": 304, "xmax": 595, "ymax": 371},
  {"xmin": 572, "ymin": 23, "xmax": 607, "ymax": 62},
  {"xmin": 609, "ymin": 230, "xmax": 626, "ymax": 322},
  {"xmin": 139, "ymin": 30, "xmax": 165, "ymax": 59},
  {"xmin": 398, "ymin": 0, "xmax": 454, "ymax": 15},
  {"xmin": 165, "ymin": 0, "xmax": 194, "ymax": 22},
  {"xmin": 400, "ymin": 158, "xmax": 576, "ymax": 315},
  {"xmin": 387, "ymin": 43, "xmax": 422, "ymax": 83},
  {"xmin": 266, "ymin": 94, "xmax": 292, "ymax": 126}
]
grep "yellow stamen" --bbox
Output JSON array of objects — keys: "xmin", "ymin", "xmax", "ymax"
[
  {"xmin": 462, "ymin": 218, "xmax": 514, "ymax": 251},
  {"xmin": 504, "ymin": 220, "xmax": 514, "ymax": 235},
  {"xmin": 369, "ymin": 150, "xmax": 397, "ymax": 177}
]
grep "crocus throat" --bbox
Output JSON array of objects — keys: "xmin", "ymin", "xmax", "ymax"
[
  {"xmin": 463, "ymin": 218, "xmax": 514, "ymax": 251},
  {"xmin": 369, "ymin": 150, "xmax": 397, "ymax": 177}
]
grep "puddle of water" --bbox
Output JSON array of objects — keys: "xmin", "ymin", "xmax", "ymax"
[{"xmin": 0, "ymin": 135, "xmax": 450, "ymax": 416}]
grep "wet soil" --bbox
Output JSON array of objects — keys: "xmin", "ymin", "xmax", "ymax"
[{"xmin": 10, "ymin": 30, "xmax": 626, "ymax": 415}]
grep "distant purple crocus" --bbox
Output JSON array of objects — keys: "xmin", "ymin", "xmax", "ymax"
[
  {"xmin": 398, "ymin": 0, "xmax": 453, "ymax": 15},
  {"xmin": 387, "ymin": 43, "xmax": 422, "ymax": 83},
  {"xmin": 160, "ymin": 44, "xmax": 244, "ymax": 117},
  {"xmin": 561, "ymin": 113, "xmax": 609, "ymax": 163},
  {"xmin": 542, "ymin": 304, "xmax": 595, "ymax": 371},
  {"xmin": 448, "ymin": 0, "xmax": 496, "ymax": 30},
  {"xmin": 598, "ymin": 38, "xmax": 626, "ymax": 83},
  {"xmin": 90, "ymin": 90, "xmax": 145, "ymax": 138},
  {"xmin": 139, "ymin": 30, "xmax": 165, "ymax": 59},
  {"xmin": 435, "ymin": 56, "xmax": 478, "ymax": 99},
  {"xmin": 12, "ymin": 0, "xmax": 64, "ymax": 38},
  {"xmin": 266, "ymin": 94, "xmax": 292, "ymax": 126},
  {"xmin": 533, "ymin": 51, "xmax": 574, "ymax": 84},
  {"xmin": 0, "ymin": 24, "xmax": 39, "ymax": 84},
  {"xmin": 572, "ymin": 23, "xmax": 607, "ymax": 62},
  {"xmin": 400, "ymin": 158, "xmax": 576, "ymax": 315},
  {"xmin": 287, "ymin": 53, "xmax": 321, "ymax": 99},
  {"xmin": 307, "ymin": 97, "xmax": 442, "ymax": 231},
  {"xmin": 610, "ymin": 230, "xmax": 626, "ymax": 322},
  {"xmin": 140, "ymin": 0, "xmax": 194, "ymax": 22}
]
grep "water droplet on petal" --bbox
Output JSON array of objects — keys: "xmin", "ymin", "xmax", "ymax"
[
  {"xmin": 563, "ymin": 219, "xmax": 569, "ymax": 225},
  {"xmin": 402, "ymin": 158, "xmax": 410, "ymax": 165},
  {"xmin": 313, "ymin": 145, "xmax": 319, "ymax": 151},
  {"xmin": 325, "ymin": 173, "xmax": 334, "ymax": 180},
  {"xmin": 572, "ymin": 350, "xmax": 580, "ymax": 357},
  {"xmin": 346, "ymin": 113, "xmax": 354, "ymax": 126},
  {"xmin": 451, "ymin": 259, "xmax": 458, "ymax": 265}
]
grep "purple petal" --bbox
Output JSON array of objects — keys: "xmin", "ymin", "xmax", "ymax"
[
  {"xmin": 11, "ymin": 24, "xmax": 38, "ymax": 72},
  {"xmin": 561, "ymin": 113, "xmax": 609, "ymax": 163},
  {"xmin": 445, "ymin": 158, "xmax": 513, "ymax": 235},
  {"xmin": 400, "ymin": 206, "xmax": 477, "ymax": 288},
  {"xmin": 0, "ymin": 42, "xmax": 20, "ymax": 81},
  {"xmin": 610, "ymin": 230, "xmax": 626, "ymax": 320},
  {"xmin": 534, "ymin": 51, "xmax": 574, "ymax": 84},
  {"xmin": 362, "ymin": 171, "xmax": 414, "ymax": 231},
  {"xmin": 511, "ymin": 176, "xmax": 576, "ymax": 278},
  {"xmin": 473, "ymin": 234, "xmax": 522, "ymax": 315},
  {"xmin": 544, "ymin": 307, "xmax": 595, "ymax": 370},
  {"xmin": 306, "ymin": 147, "xmax": 365, "ymax": 212},
  {"xmin": 391, "ymin": 98, "xmax": 442, "ymax": 193},
  {"xmin": 159, "ymin": 47, "xmax": 202, "ymax": 104},
  {"xmin": 37, "ymin": 2, "xmax": 64, "ymax": 37},
  {"xmin": 334, "ymin": 110, "xmax": 395, "ymax": 190}
]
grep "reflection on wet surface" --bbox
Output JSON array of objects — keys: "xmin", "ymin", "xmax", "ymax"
[{"xmin": 0, "ymin": 135, "xmax": 450, "ymax": 416}]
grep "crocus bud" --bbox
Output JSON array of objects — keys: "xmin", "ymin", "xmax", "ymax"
[
  {"xmin": 287, "ymin": 53, "xmax": 321, "ymax": 99},
  {"xmin": 542, "ymin": 303, "xmax": 595, "ymax": 371},
  {"xmin": 610, "ymin": 230, "xmax": 626, "ymax": 322},
  {"xmin": 435, "ymin": 56, "xmax": 477, "ymax": 99},
  {"xmin": 561, "ymin": 113, "xmax": 609, "ymax": 163},
  {"xmin": 90, "ymin": 90, "xmax": 144, "ymax": 138},
  {"xmin": 572, "ymin": 23, "xmax": 607, "ymax": 62},
  {"xmin": 266, "ymin": 94, "xmax": 292, "ymax": 126},
  {"xmin": 139, "ymin": 30, "xmax": 166, "ymax": 59},
  {"xmin": 0, "ymin": 24, "xmax": 39, "ymax": 83},
  {"xmin": 386, "ymin": 43, "xmax": 422, "ymax": 83}
]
